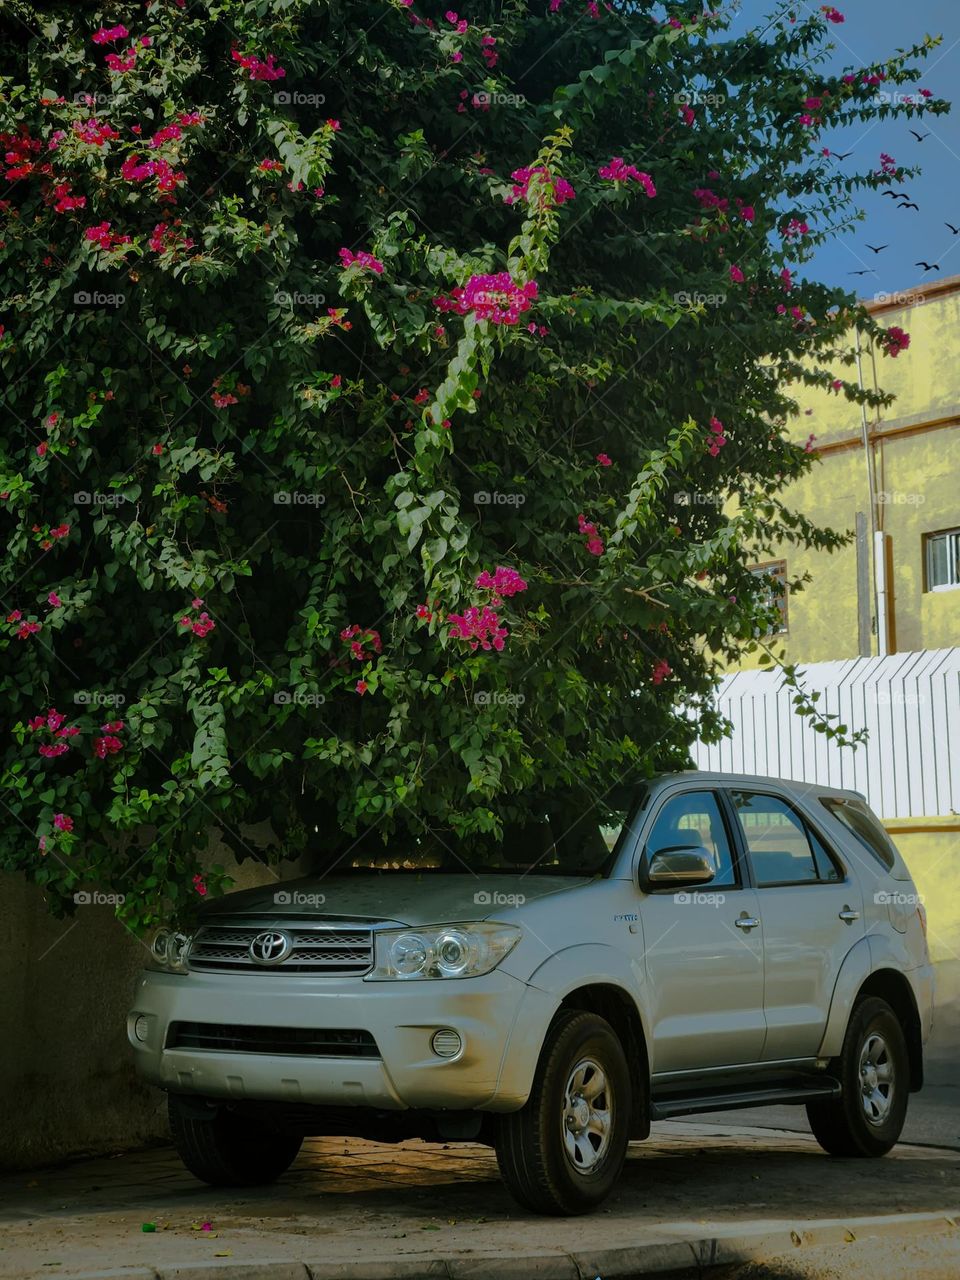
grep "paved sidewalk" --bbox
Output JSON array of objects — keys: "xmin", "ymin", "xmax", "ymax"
[{"xmin": 0, "ymin": 1122, "xmax": 957, "ymax": 1279}]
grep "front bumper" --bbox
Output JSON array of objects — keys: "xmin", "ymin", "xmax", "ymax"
[{"xmin": 128, "ymin": 966, "xmax": 555, "ymax": 1113}]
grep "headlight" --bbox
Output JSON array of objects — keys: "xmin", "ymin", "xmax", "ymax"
[
  {"xmin": 148, "ymin": 928, "xmax": 192, "ymax": 974},
  {"xmin": 367, "ymin": 922, "xmax": 520, "ymax": 980}
]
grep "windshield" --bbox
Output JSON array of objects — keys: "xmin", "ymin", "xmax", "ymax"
[{"xmin": 310, "ymin": 785, "xmax": 642, "ymax": 878}]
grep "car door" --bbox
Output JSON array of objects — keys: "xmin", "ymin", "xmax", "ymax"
[
  {"xmin": 636, "ymin": 786, "xmax": 765, "ymax": 1073},
  {"xmin": 724, "ymin": 788, "xmax": 864, "ymax": 1062}
]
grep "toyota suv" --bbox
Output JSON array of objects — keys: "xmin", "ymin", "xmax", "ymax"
[{"xmin": 128, "ymin": 772, "xmax": 934, "ymax": 1215}]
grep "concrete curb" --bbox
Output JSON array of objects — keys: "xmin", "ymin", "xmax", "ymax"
[{"xmin": 47, "ymin": 1209, "xmax": 960, "ymax": 1280}]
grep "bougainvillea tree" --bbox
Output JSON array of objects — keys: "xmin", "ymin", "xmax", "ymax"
[{"xmin": 0, "ymin": 0, "xmax": 946, "ymax": 926}]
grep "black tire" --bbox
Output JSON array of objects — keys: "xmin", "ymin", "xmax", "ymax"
[
  {"xmin": 168, "ymin": 1095, "xmax": 303, "ymax": 1186},
  {"xmin": 806, "ymin": 996, "xmax": 909, "ymax": 1157},
  {"xmin": 495, "ymin": 1010, "xmax": 632, "ymax": 1215}
]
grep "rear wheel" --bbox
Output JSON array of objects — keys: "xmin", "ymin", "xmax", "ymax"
[
  {"xmin": 168, "ymin": 1095, "xmax": 303, "ymax": 1186},
  {"xmin": 806, "ymin": 996, "xmax": 909, "ymax": 1157},
  {"xmin": 495, "ymin": 1010, "xmax": 631, "ymax": 1215}
]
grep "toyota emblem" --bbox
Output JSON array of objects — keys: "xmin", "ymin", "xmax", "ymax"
[{"xmin": 249, "ymin": 930, "xmax": 292, "ymax": 966}]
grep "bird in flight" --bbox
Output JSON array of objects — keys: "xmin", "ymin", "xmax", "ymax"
[
  {"xmin": 909, "ymin": 129, "xmax": 931, "ymax": 142},
  {"xmin": 831, "ymin": 150, "xmax": 853, "ymax": 160},
  {"xmin": 848, "ymin": 270, "xmax": 876, "ymax": 276},
  {"xmin": 882, "ymin": 190, "xmax": 910, "ymax": 199},
  {"xmin": 946, "ymin": 222, "xmax": 960, "ymax": 235},
  {"xmin": 897, "ymin": 201, "xmax": 920, "ymax": 211},
  {"xmin": 865, "ymin": 244, "xmax": 889, "ymax": 254},
  {"xmin": 915, "ymin": 261, "xmax": 940, "ymax": 272}
]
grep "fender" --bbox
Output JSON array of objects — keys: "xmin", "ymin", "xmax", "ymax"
[
  {"xmin": 486, "ymin": 943, "xmax": 651, "ymax": 1111},
  {"xmin": 816, "ymin": 935, "xmax": 872, "ymax": 1060},
  {"xmin": 817, "ymin": 930, "xmax": 921, "ymax": 1060}
]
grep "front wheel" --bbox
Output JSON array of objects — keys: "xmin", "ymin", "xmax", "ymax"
[
  {"xmin": 806, "ymin": 996, "xmax": 909, "ymax": 1157},
  {"xmin": 168, "ymin": 1095, "xmax": 303, "ymax": 1186},
  {"xmin": 495, "ymin": 1010, "xmax": 631, "ymax": 1215}
]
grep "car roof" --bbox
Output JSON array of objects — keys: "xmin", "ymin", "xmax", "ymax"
[{"xmin": 654, "ymin": 771, "xmax": 867, "ymax": 805}]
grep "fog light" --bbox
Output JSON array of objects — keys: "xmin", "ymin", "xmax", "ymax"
[
  {"xmin": 134, "ymin": 1015, "xmax": 150, "ymax": 1043},
  {"xmin": 431, "ymin": 1028, "xmax": 462, "ymax": 1059}
]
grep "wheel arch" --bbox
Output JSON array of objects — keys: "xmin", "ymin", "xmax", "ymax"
[
  {"xmin": 555, "ymin": 982, "xmax": 650, "ymax": 1139},
  {"xmin": 854, "ymin": 968, "xmax": 924, "ymax": 1091}
]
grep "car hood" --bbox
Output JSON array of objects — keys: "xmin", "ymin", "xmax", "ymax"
[{"xmin": 199, "ymin": 873, "xmax": 589, "ymax": 927}]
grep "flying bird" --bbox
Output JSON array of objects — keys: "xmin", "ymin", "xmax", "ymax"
[
  {"xmin": 897, "ymin": 201, "xmax": 920, "ymax": 211},
  {"xmin": 946, "ymin": 222, "xmax": 960, "ymax": 235},
  {"xmin": 915, "ymin": 261, "xmax": 940, "ymax": 272},
  {"xmin": 865, "ymin": 244, "xmax": 889, "ymax": 254},
  {"xmin": 882, "ymin": 190, "xmax": 910, "ymax": 199},
  {"xmin": 909, "ymin": 130, "xmax": 931, "ymax": 142},
  {"xmin": 848, "ymin": 270, "xmax": 876, "ymax": 276},
  {"xmin": 831, "ymin": 150, "xmax": 853, "ymax": 160}
]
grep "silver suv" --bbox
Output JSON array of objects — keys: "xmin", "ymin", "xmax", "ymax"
[{"xmin": 128, "ymin": 773, "xmax": 934, "ymax": 1215}]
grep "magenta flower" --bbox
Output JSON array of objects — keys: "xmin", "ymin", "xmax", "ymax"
[
  {"xmin": 651, "ymin": 659, "xmax": 672, "ymax": 685},
  {"xmin": 53, "ymin": 813, "xmax": 73, "ymax": 833},
  {"xmin": 91, "ymin": 24, "xmax": 129, "ymax": 43},
  {"xmin": 729, "ymin": 264, "xmax": 745, "ymax": 283},
  {"xmin": 435, "ymin": 273, "xmax": 538, "ymax": 326},
  {"xmin": 447, "ymin": 606, "xmax": 509, "ymax": 651},
  {"xmin": 193, "ymin": 872, "xmax": 207, "ymax": 896},
  {"xmin": 578, "ymin": 513, "xmax": 605, "ymax": 557},
  {"xmin": 598, "ymin": 158, "xmax": 656, "ymax": 197},
  {"xmin": 596, "ymin": 452, "xmax": 613, "ymax": 467},
  {"xmin": 475, "ymin": 567, "xmax": 528, "ymax": 601},
  {"xmin": 47, "ymin": 591, "xmax": 61, "ymax": 607},
  {"xmin": 231, "ymin": 49, "xmax": 286, "ymax": 81},
  {"xmin": 339, "ymin": 247, "xmax": 385, "ymax": 274},
  {"xmin": 883, "ymin": 325, "xmax": 910, "ymax": 357}
]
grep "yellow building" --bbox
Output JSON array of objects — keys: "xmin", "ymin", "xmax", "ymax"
[{"xmin": 744, "ymin": 275, "xmax": 960, "ymax": 663}]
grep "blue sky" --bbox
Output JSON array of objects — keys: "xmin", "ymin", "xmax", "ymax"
[{"xmin": 733, "ymin": 0, "xmax": 959, "ymax": 296}]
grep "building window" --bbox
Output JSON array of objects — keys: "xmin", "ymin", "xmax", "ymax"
[
  {"xmin": 748, "ymin": 560, "xmax": 788, "ymax": 634},
  {"xmin": 924, "ymin": 528, "xmax": 960, "ymax": 591}
]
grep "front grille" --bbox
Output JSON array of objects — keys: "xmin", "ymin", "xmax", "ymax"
[
  {"xmin": 166, "ymin": 1021, "xmax": 380, "ymax": 1058},
  {"xmin": 187, "ymin": 917, "xmax": 374, "ymax": 975}
]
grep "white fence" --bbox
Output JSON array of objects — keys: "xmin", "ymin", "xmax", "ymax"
[{"xmin": 689, "ymin": 649, "xmax": 960, "ymax": 820}]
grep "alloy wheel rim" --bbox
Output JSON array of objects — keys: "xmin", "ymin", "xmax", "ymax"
[
  {"xmin": 561, "ymin": 1056, "xmax": 613, "ymax": 1174},
  {"xmin": 858, "ymin": 1031, "xmax": 894, "ymax": 1125}
]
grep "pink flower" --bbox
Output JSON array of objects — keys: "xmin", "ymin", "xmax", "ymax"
[
  {"xmin": 740, "ymin": 205, "xmax": 755, "ymax": 222},
  {"xmin": 91, "ymin": 24, "xmax": 129, "ymax": 43},
  {"xmin": 877, "ymin": 152, "xmax": 897, "ymax": 176},
  {"xmin": 339, "ymin": 247, "xmax": 385, "ymax": 274},
  {"xmin": 596, "ymin": 452, "xmax": 612, "ymax": 467},
  {"xmin": 193, "ymin": 872, "xmax": 207, "ymax": 896},
  {"xmin": 651, "ymin": 659, "xmax": 672, "ymax": 685},
  {"xmin": 330, "ymin": 374, "xmax": 342, "ymax": 388},
  {"xmin": 804, "ymin": 433, "xmax": 817, "ymax": 453},
  {"xmin": 781, "ymin": 268, "xmax": 794, "ymax": 292},
  {"xmin": 39, "ymin": 742, "xmax": 69, "ymax": 758},
  {"xmin": 434, "ymin": 272, "xmax": 538, "ymax": 326},
  {"xmin": 231, "ymin": 49, "xmax": 286, "ymax": 81},
  {"xmin": 883, "ymin": 325, "xmax": 910, "ymax": 357},
  {"xmin": 475, "ymin": 566, "xmax": 528, "ymax": 600},
  {"xmin": 679, "ymin": 104, "xmax": 695, "ymax": 126},
  {"xmin": 36, "ymin": 441, "xmax": 48, "ymax": 458},
  {"xmin": 93, "ymin": 734, "xmax": 123, "ymax": 759},
  {"xmin": 17, "ymin": 621, "xmax": 41, "ymax": 639},
  {"xmin": 7, "ymin": 610, "xmax": 22, "ymax": 622},
  {"xmin": 597, "ymin": 158, "xmax": 656, "ymax": 197},
  {"xmin": 447, "ymin": 606, "xmax": 509, "ymax": 651},
  {"xmin": 47, "ymin": 591, "xmax": 61, "ymax": 607},
  {"xmin": 729, "ymin": 264, "xmax": 745, "ymax": 283},
  {"xmin": 820, "ymin": 5, "xmax": 844, "ymax": 22},
  {"xmin": 706, "ymin": 416, "xmax": 728, "ymax": 455},
  {"xmin": 85, "ymin": 222, "xmax": 132, "ymax": 252},
  {"xmin": 578, "ymin": 514, "xmax": 605, "ymax": 557},
  {"xmin": 53, "ymin": 813, "xmax": 73, "ymax": 832},
  {"xmin": 355, "ymin": 679, "xmax": 368, "ymax": 695}
]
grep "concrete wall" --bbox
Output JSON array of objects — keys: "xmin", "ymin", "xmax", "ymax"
[{"xmin": 0, "ymin": 840, "xmax": 306, "ymax": 1172}]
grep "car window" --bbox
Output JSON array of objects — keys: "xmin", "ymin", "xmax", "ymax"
[
  {"xmin": 644, "ymin": 791, "xmax": 737, "ymax": 888},
  {"xmin": 819, "ymin": 798, "xmax": 896, "ymax": 871},
  {"xmin": 730, "ymin": 791, "xmax": 841, "ymax": 886}
]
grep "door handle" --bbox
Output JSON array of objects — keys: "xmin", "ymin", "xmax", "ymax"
[
  {"xmin": 735, "ymin": 914, "xmax": 760, "ymax": 931},
  {"xmin": 839, "ymin": 907, "xmax": 860, "ymax": 924}
]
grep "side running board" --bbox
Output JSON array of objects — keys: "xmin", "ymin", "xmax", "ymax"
[{"xmin": 650, "ymin": 1081, "xmax": 842, "ymax": 1121}]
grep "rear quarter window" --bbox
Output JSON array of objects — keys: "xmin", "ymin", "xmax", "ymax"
[{"xmin": 819, "ymin": 798, "xmax": 896, "ymax": 871}]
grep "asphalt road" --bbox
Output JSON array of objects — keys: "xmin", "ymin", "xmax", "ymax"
[{"xmin": 665, "ymin": 959, "xmax": 960, "ymax": 1151}]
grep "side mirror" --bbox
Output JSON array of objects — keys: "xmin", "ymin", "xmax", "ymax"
[{"xmin": 640, "ymin": 845, "xmax": 717, "ymax": 891}]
